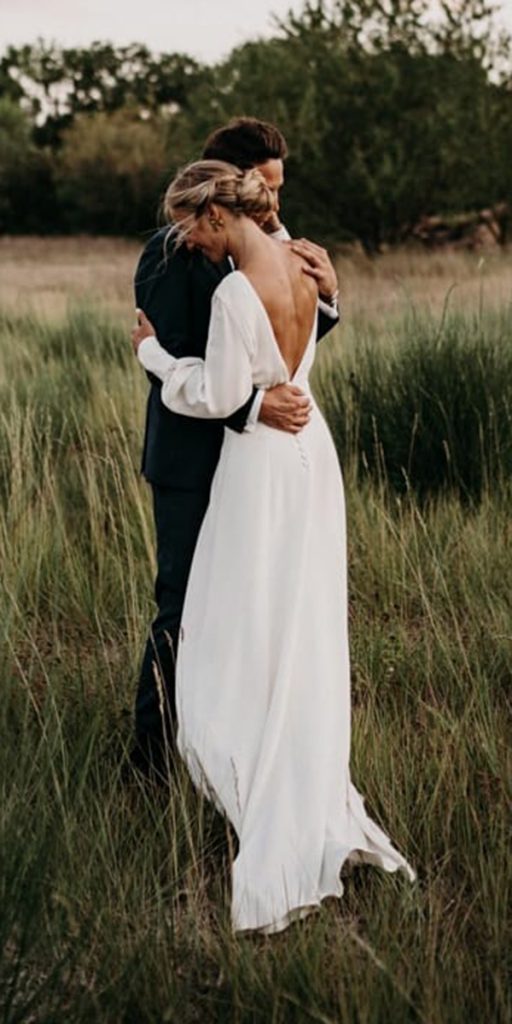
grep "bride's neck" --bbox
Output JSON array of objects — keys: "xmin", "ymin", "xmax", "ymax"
[{"xmin": 227, "ymin": 218, "xmax": 272, "ymax": 269}]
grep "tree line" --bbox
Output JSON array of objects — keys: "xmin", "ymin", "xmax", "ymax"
[{"xmin": 0, "ymin": 0, "xmax": 511, "ymax": 250}]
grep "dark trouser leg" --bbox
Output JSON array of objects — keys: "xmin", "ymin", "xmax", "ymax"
[{"xmin": 133, "ymin": 483, "xmax": 210, "ymax": 777}]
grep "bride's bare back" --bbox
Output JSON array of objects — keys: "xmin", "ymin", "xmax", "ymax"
[{"xmin": 241, "ymin": 242, "xmax": 318, "ymax": 378}]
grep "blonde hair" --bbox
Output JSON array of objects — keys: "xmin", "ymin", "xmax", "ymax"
[{"xmin": 163, "ymin": 159, "xmax": 275, "ymax": 245}]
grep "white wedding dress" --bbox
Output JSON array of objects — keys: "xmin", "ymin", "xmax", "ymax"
[{"xmin": 138, "ymin": 269, "xmax": 416, "ymax": 934}]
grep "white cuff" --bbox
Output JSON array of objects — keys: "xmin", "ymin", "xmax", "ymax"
[
  {"xmin": 318, "ymin": 297, "xmax": 340, "ymax": 320},
  {"xmin": 244, "ymin": 389, "xmax": 265, "ymax": 432},
  {"xmin": 137, "ymin": 336, "xmax": 175, "ymax": 380},
  {"xmin": 270, "ymin": 224, "xmax": 291, "ymax": 242}
]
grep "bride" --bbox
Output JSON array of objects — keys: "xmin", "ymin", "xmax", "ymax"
[{"xmin": 131, "ymin": 159, "xmax": 416, "ymax": 935}]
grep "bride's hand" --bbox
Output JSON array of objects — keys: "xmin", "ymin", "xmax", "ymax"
[{"xmin": 131, "ymin": 309, "xmax": 156, "ymax": 354}]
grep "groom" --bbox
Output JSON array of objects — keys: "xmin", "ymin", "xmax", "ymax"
[{"xmin": 132, "ymin": 117, "xmax": 340, "ymax": 782}]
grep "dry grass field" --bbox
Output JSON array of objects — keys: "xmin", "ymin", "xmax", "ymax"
[
  {"xmin": 1, "ymin": 234, "xmax": 511, "ymax": 324},
  {"xmin": 0, "ymin": 236, "xmax": 510, "ymax": 1023}
]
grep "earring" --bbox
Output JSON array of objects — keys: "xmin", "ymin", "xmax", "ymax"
[{"xmin": 209, "ymin": 216, "xmax": 224, "ymax": 231}]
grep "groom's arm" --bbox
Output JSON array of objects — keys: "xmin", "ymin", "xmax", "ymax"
[
  {"xmin": 317, "ymin": 302, "xmax": 340, "ymax": 342},
  {"xmin": 134, "ymin": 230, "xmax": 192, "ymax": 382}
]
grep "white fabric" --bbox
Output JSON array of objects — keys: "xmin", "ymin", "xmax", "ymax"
[
  {"xmin": 138, "ymin": 223, "xmax": 338, "ymax": 436},
  {"xmin": 318, "ymin": 295, "xmax": 340, "ymax": 319},
  {"xmin": 139, "ymin": 271, "xmax": 416, "ymax": 934},
  {"xmin": 138, "ymin": 335, "xmax": 169, "ymax": 376},
  {"xmin": 269, "ymin": 224, "xmax": 291, "ymax": 242},
  {"xmin": 138, "ymin": 284, "xmax": 254, "ymax": 418}
]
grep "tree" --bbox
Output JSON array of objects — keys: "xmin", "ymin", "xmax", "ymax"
[
  {"xmin": 0, "ymin": 42, "xmax": 209, "ymax": 148},
  {"xmin": 55, "ymin": 107, "xmax": 177, "ymax": 234},
  {"xmin": 187, "ymin": 0, "xmax": 511, "ymax": 249},
  {"xmin": 0, "ymin": 98, "xmax": 55, "ymax": 232},
  {"xmin": 0, "ymin": 2, "xmax": 510, "ymax": 241}
]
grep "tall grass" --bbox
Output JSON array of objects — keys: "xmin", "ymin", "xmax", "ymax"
[
  {"xmin": 314, "ymin": 301, "xmax": 512, "ymax": 500},
  {"xmin": 0, "ymin": 287, "xmax": 510, "ymax": 1022}
]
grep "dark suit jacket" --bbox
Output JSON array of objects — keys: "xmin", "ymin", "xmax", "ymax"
[{"xmin": 134, "ymin": 227, "xmax": 339, "ymax": 490}]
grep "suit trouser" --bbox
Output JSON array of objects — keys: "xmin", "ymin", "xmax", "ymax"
[{"xmin": 134, "ymin": 482, "xmax": 211, "ymax": 774}]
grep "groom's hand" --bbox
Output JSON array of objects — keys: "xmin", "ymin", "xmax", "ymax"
[
  {"xmin": 285, "ymin": 239, "xmax": 338, "ymax": 302},
  {"xmin": 259, "ymin": 384, "xmax": 312, "ymax": 433}
]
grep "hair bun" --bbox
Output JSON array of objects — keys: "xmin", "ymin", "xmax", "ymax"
[
  {"xmin": 163, "ymin": 159, "xmax": 276, "ymax": 244},
  {"xmin": 236, "ymin": 169, "xmax": 275, "ymax": 219}
]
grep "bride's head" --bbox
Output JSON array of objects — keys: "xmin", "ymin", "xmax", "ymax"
[{"xmin": 163, "ymin": 160, "xmax": 276, "ymax": 261}]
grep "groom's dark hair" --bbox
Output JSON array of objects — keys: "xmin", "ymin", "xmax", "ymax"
[{"xmin": 202, "ymin": 117, "xmax": 288, "ymax": 169}]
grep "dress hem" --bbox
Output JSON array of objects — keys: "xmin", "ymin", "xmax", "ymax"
[{"xmin": 232, "ymin": 845, "xmax": 416, "ymax": 936}]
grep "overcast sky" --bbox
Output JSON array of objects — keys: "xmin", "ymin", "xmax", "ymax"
[{"xmin": 1, "ymin": 0, "xmax": 511, "ymax": 63}]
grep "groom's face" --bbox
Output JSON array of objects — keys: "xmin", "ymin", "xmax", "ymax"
[{"xmin": 253, "ymin": 158, "xmax": 284, "ymax": 218}]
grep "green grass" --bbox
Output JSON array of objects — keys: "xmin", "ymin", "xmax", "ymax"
[
  {"xmin": 313, "ymin": 301, "xmax": 512, "ymax": 501},
  {"xmin": 0, "ymin": 299, "xmax": 510, "ymax": 1023}
]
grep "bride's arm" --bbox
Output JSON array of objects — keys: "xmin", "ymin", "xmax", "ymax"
[{"xmin": 133, "ymin": 292, "xmax": 254, "ymax": 420}]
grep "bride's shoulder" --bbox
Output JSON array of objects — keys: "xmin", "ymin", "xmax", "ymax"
[
  {"xmin": 215, "ymin": 269, "xmax": 244, "ymax": 298},
  {"xmin": 214, "ymin": 270, "xmax": 254, "ymax": 315},
  {"xmin": 212, "ymin": 271, "xmax": 258, "ymax": 348}
]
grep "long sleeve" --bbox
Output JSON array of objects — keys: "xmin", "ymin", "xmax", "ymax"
[{"xmin": 138, "ymin": 287, "xmax": 254, "ymax": 420}]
